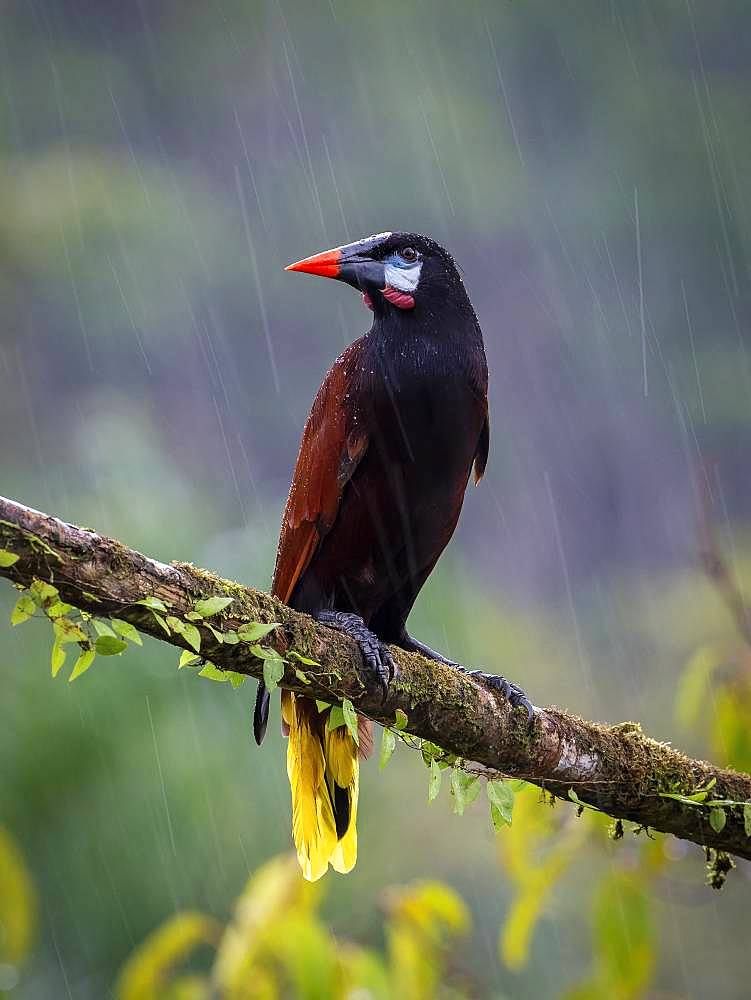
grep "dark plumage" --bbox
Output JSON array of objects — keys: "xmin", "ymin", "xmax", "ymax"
[{"xmin": 255, "ymin": 230, "xmax": 529, "ymax": 880}]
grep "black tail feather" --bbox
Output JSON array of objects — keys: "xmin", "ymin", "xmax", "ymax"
[
  {"xmin": 331, "ymin": 781, "xmax": 350, "ymax": 840},
  {"xmin": 253, "ymin": 680, "xmax": 270, "ymax": 745}
]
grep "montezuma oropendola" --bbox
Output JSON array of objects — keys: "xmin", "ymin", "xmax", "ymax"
[{"xmin": 255, "ymin": 231, "xmax": 532, "ymax": 880}]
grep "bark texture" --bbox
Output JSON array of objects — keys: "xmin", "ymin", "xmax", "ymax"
[{"xmin": 2, "ymin": 494, "xmax": 751, "ymax": 861}]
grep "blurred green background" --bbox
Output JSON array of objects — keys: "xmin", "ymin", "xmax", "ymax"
[{"xmin": 2, "ymin": 1, "xmax": 751, "ymax": 996}]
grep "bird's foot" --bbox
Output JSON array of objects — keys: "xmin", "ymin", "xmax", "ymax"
[
  {"xmin": 458, "ymin": 667, "xmax": 535, "ymax": 723},
  {"xmin": 396, "ymin": 631, "xmax": 458, "ymax": 667},
  {"xmin": 398, "ymin": 631, "xmax": 534, "ymax": 723},
  {"xmin": 316, "ymin": 611, "xmax": 393, "ymax": 700}
]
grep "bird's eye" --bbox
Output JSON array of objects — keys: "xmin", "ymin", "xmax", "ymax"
[{"xmin": 400, "ymin": 247, "xmax": 418, "ymax": 263}]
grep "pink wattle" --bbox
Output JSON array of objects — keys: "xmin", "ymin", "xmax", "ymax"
[{"xmin": 382, "ymin": 285, "xmax": 415, "ymax": 309}]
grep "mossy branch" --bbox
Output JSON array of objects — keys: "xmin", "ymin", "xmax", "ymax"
[{"xmin": 2, "ymin": 494, "xmax": 751, "ymax": 862}]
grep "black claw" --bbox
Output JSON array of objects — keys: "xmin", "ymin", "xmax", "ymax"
[
  {"xmin": 316, "ymin": 611, "xmax": 391, "ymax": 701},
  {"xmin": 467, "ymin": 671, "xmax": 535, "ymax": 724}
]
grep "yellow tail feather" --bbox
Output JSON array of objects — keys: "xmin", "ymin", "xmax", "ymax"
[{"xmin": 283, "ymin": 692, "xmax": 360, "ymax": 881}]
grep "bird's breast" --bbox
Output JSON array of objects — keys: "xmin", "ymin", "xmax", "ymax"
[{"xmin": 368, "ymin": 352, "xmax": 483, "ymax": 476}]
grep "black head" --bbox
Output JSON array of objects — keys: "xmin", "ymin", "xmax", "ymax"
[{"xmin": 286, "ymin": 231, "xmax": 471, "ymax": 317}]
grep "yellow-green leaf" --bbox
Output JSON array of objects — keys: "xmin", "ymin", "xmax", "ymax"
[
  {"xmin": 0, "ymin": 549, "xmax": 19, "ymax": 567},
  {"xmin": 380, "ymin": 728, "xmax": 396, "ymax": 770},
  {"xmin": 394, "ymin": 709, "xmax": 408, "ymax": 731},
  {"xmin": 53, "ymin": 617, "xmax": 87, "ymax": 645},
  {"xmin": 137, "ymin": 596, "xmax": 168, "ymax": 613},
  {"xmin": 51, "ymin": 640, "xmax": 66, "ymax": 677},
  {"xmin": 327, "ymin": 706, "xmax": 346, "ymax": 732},
  {"xmin": 152, "ymin": 612, "xmax": 170, "ymax": 635},
  {"xmin": 237, "ymin": 621, "xmax": 280, "ymax": 642},
  {"xmin": 94, "ymin": 635, "xmax": 128, "ymax": 656},
  {"xmin": 10, "ymin": 595, "xmax": 35, "ymax": 626},
  {"xmin": 487, "ymin": 780, "xmax": 515, "ymax": 827},
  {"xmin": 263, "ymin": 656, "xmax": 284, "ymax": 692},
  {"xmin": 193, "ymin": 596, "xmax": 235, "ymax": 618},
  {"xmin": 428, "ymin": 759, "xmax": 442, "ymax": 801},
  {"xmin": 182, "ymin": 623, "xmax": 201, "ymax": 652},
  {"xmin": 111, "ymin": 619, "xmax": 143, "ymax": 645},
  {"xmin": 450, "ymin": 771, "xmax": 480, "ymax": 816},
  {"xmin": 30, "ymin": 579, "xmax": 58, "ymax": 606},
  {"xmin": 179, "ymin": 650, "xmax": 200, "ymax": 669},
  {"xmin": 69, "ymin": 649, "xmax": 96, "ymax": 682},
  {"xmin": 46, "ymin": 601, "xmax": 74, "ymax": 619},
  {"xmin": 198, "ymin": 663, "xmax": 228, "ymax": 682},
  {"xmin": 341, "ymin": 698, "xmax": 359, "ymax": 746},
  {"xmin": 709, "ymin": 807, "xmax": 727, "ymax": 833}
]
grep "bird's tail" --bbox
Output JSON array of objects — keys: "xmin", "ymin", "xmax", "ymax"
[{"xmin": 281, "ymin": 690, "xmax": 371, "ymax": 881}]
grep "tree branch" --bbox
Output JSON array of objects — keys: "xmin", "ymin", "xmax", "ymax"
[{"xmin": 2, "ymin": 494, "xmax": 750, "ymax": 862}]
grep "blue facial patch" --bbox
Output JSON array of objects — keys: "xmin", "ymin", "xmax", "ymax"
[{"xmin": 384, "ymin": 253, "xmax": 422, "ymax": 293}]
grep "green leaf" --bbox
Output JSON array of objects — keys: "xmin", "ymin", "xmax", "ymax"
[
  {"xmin": 10, "ymin": 595, "xmax": 35, "ymax": 626},
  {"xmin": 228, "ymin": 671, "xmax": 246, "ymax": 689},
  {"xmin": 263, "ymin": 656, "xmax": 285, "ymax": 693},
  {"xmin": 379, "ymin": 728, "xmax": 396, "ymax": 770},
  {"xmin": 289, "ymin": 650, "xmax": 320, "ymax": 667},
  {"xmin": 111, "ymin": 619, "xmax": 143, "ymax": 645},
  {"xmin": 327, "ymin": 706, "xmax": 346, "ymax": 732},
  {"xmin": 487, "ymin": 780, "xmax": 515, "ymax": 828},
  {"xmin": 137, "ymin": 596, "xmax": 168, "ymax": 612},
  {"xmin": 152, "ymin": 612, "xmax": 170, "ymax": 635},
  {"xmin": 93, "ymin": 619, "xmax": 116, "ymax": 638},
  {"xmin": 198, "ymin": 663, "xmax": 228, "ymax": 682},
  {"xmin": 193, "ymin": 596, "xmax": 235, "ymax": 618},
  {"xmin": 451, "ymin": 770, "xmax": 480, "ymax": 816},
  {"xmin": 46, "ymin": 601, "xmax": 74, "ymax": 619},
  {"xmin": 94, "ymin": 635, "xmax": 128, "ymax": 656},
  {"xmin": 658, "ymin": 791, "xmax": 704, "ymax": 807},
  {"xmin": 709, "ymin": 807, "xmax": 727, "ymax": 833},
  {"xmin": 182, "ymin": 623, "xmax": 201, "ymax": 652},
  {"xmin": 294, "ymin": 668, "xmax": 312, "ymax": 685},
  {"xmin": 567, "ymin": 788, "xmax": 600, "ymax": 813},
  {"xmin": 53, "ymin": 617, "xmax": 87, "ymax": 644},
  {"xmin": 50, "ymin": 640, "xmax": 66, "ymax": 677},
  {"xmin": 744, "ymin": 803, "xmax": 751, "ymax": 838},
  {"xmin": 30, "ymin": 579, "xmax": 58, "ymax": 606},
  {"xmin": 428, "ymin": 759, "xmax": 442, "ymax": 801},
  {"xmin": 184, "ymin": 610, "xmax": 203, "ymax": 621},
  {"xmin": 205, "ymin": 623, "xmax": 224, "ymax": 643},
  {"xmin": 69, "ymin": 649, "xmax": 95, "ymax": 682},
  {"xmin": 394, "ymin": 709, "xmax": 408, "ymax": 731},
  {"xmin": 237, "ymin": 622, "xmax": 280, "ymax": 642},
  {"xmin": 166, "ymin": 617, "xmax": 201, "ymax": 652},
  {"xmin": 341, "ymin": 698, "xmax": 359, "ymax": 746},
  {"xmin": 316, "ymin": 700, "xmax": 331, "ymax": 712},
  {"xmin": 222, "ymin": 630, "xmax": 239, "ymax": 645},
  {"xmin": 178, "ymin": 650, "xmax": 200, "ymax": 669},
  {"xmin": 0, "ymin": 549, "xmax": 19, "ymax": 567}
]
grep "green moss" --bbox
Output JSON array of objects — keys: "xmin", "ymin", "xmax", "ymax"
[{"xmin": 706, "ymin": 849, "xmax": 734, "ymax": 890}]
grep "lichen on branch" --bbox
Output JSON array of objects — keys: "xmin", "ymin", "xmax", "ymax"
[{"xmin": 2, "ymin": 494, "xmax": 751, "ymax": 864}]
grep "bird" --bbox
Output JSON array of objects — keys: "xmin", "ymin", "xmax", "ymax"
[{"xmin": 254, "ymin": 230, "xmax": 531, "ymax": 881}]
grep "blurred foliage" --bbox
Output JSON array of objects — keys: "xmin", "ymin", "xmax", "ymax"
[
  {"xmin": 0, "ymin": 827, "xmax": 36, "ymax": 992},
  {"xmin": 496, "ymin": 786, "xmax": 587, "ymax": 972},
  {"xmin": 117, "ymin": 853, "xmax": 470, "ymax": 1000}
]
